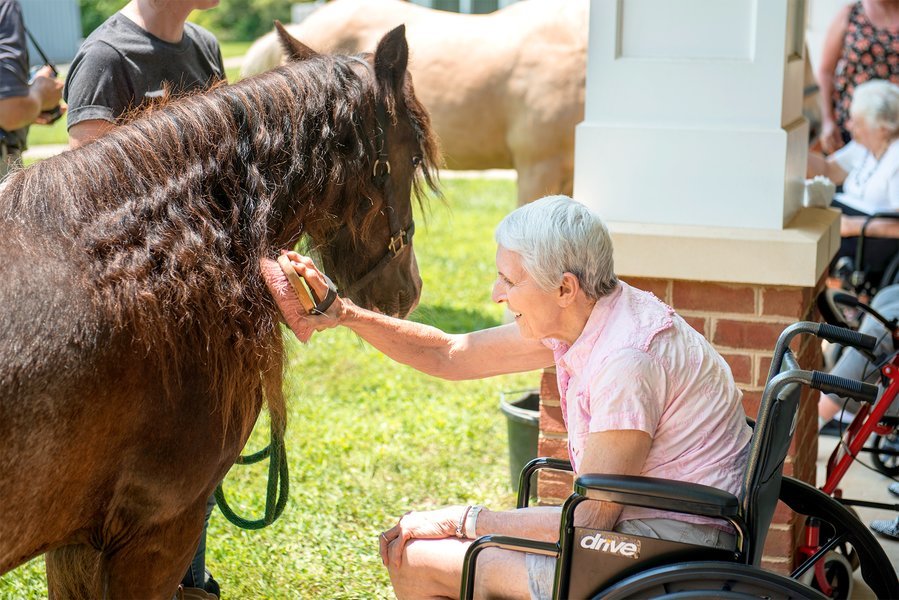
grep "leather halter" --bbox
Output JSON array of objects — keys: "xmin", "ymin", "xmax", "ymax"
[{"xmin": 342, "ymin": 101, "xmax": 415, "ymax": 297}]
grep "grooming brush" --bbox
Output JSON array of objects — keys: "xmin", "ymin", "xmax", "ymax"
[{"xmin": 260, "ymin": 255, "xmax": 320, "ymax": 342}]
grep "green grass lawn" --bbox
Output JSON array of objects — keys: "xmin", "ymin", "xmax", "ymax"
[
  {"xmin": 0, "ymin": 178, "xmax": 540, "ymax": 598},
  {"xmin": 221, "ymin": 41, "xmax": 254, "ymax": 59},
  {"xmin": 26, "ymin": 115, "xmax": 68, "ymax": 146}
]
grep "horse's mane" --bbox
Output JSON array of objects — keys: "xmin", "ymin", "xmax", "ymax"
[{"xmin": 0, "ymin": 53, "xmax": 439, "ymax": 434}]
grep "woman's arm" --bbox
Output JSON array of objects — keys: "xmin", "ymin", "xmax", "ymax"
[
  {"xmin": 342, "ymin": 305, "xmax": 554, "ymax": 379},
  {"xmin": 569, "ymin": 430, "xmax": 653, "ymax": 529},
  {"xmin": 817, "ymin": 4, "xmax": 852, "ymax": 153},
  {"xmin": 841, "ymin": 214, "xmax": 899, "ymax": 238},
  {"xmin": 807, "ymin": 150, "xmax": 848, "ymax": 183},
  {"xmin": 379, "ymin": 430, "xmax": 652, "ymax": 567},
  {"xmin": 287, "ymin": 252, "xmax": 554, "ymax": 380},
  {"xmin": 477, "ymin": 430, "xmax": 652, "ymax": 534}
]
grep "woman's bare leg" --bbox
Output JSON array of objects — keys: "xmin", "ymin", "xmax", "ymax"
[{"xmin": 387, "ymin": 537, "xmax": 532, "ymax": 600}]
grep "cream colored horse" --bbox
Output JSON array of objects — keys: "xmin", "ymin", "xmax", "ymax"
[
  {"xmin": 242, "ymin": 0, "xmax": 587, "ymax": 206},
  {"xmin": 243, "ymin": 0, "xmax": 823, "ymax": 206}
]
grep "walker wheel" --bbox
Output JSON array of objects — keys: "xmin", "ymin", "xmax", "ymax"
[
  {"xmin": 872, "ymin": 432, "xmax": 899, "ymax": 477},
  {"xmin": 798, "ymin": 551, "xmax": 854, "ymax": 600}
]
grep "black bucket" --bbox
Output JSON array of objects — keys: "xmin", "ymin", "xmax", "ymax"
[{"xmin": 499, "ymin": 390, "xmax": 540, "ymax": 492}]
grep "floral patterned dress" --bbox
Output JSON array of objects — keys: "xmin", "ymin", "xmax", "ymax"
[{"xmin": 833, "ymin": 1, "xmax": 899, "ymax": 143}]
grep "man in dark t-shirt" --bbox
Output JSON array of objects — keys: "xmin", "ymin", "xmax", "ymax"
[
  {"xmin": 0, "ymin": 0, "xmax": 63, "ymax": 177},
  {"xmin": 64, "ymin": 0, "xmax": 224, "ymax": 148},
  {"xmin": 64, "ymin": 2, "xmax": 225, "ymax": 597}
]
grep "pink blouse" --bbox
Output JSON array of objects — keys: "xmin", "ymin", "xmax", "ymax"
[{"xmin": 544, "ymin": 282, "xmax": 752, "ymax": 527}]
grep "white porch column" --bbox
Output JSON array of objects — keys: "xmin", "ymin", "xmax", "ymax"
[{"xmin": 574, "ymin": 0, "xmax": 838, "ymax": 287}]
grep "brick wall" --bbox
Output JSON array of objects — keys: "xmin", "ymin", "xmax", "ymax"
[{"xmin": 536, "ymin": 276, "xmax": 824, "ymax": 572}]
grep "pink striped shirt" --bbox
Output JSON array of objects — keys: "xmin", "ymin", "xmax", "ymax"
[{"xmin": 544, "ymin": 282, "xmax": 751, "ymax": 527}]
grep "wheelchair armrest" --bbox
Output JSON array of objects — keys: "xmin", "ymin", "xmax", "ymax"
[
  {"xmin": 575, "ymin": 474, "xmax": 741, "ymax": 519},
  {"xmin": 460, "ymin": 534, "xmax": 558, "ymax": 600},
  {"xmin": 518, "ymin": 457, "xmax": 574, "ymax": 508}
]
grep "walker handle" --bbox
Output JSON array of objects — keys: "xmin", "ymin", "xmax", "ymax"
[
  {"xmin": 817, "ymin": 323, "xmax": 878, "ymax": 353},
  {"xmin": 810, "ymin": 371, "xmax": 880, "ymax": 404}
]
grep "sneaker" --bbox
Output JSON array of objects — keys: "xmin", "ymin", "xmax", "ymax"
[
  {"xmin": 870, "ymin": 518, "xmax": 899, "ymax": 541},
  {"xmin": 889, "ymin": 482, "xmax": 899, "ymax": 498},
  {"xmin": 203, "ymin": 570, "xmax": 220, "ymax": 597}
]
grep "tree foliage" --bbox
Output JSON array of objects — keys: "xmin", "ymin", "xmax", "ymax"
[
  {"xmin": 191, "ymin": 0, "xmax": 294, "ymax": 42},
  {"xmin": 77, "ymin": 0, "xmax": 126, "ymax": 38}
]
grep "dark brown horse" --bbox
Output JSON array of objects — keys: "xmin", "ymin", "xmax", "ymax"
[{"xmin": 0, "ymin": 25, "xmax": 437, "ymax": 598}]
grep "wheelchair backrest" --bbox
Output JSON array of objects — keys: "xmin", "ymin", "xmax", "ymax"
[{"xmin": 739, "ymin": 351, "xmax": 802, "ymax": 565}]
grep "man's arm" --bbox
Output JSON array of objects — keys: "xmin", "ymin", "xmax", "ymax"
[
  {"xmin": 0, "ymin": 68, "xmax": 62, "ymax": 131},
  {"xmin": 64, "ymin": 40, "xmax": 131, "ymax": 147},
  {"xmin": 68, "ymin": 119, "xmax": 116, "ymax": 148}
]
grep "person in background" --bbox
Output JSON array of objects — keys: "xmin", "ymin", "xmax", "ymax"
[
  {"xmin": 65, "ymin": 0, "xmax": 224, "ymax": 148},
  {"xmin": 281, "ymin": 195, "xmax": 751, "ymax": 600},
  {"xmin": 817, "ymin": 0, "xmax": 899, "ymax": 154},
  {"xmin": 64, "ymin": 2, "xmax": 225, "ymax": 597},
  {"xmin": 0, "ymin": 0, "xmax": 63, "ymax": 179},
  {"xmin": 808, "ymin": 79, "xmax": 899, "ymax": 285}
]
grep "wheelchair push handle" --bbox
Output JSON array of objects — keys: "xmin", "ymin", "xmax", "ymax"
[
  {"xmin": 810, "ymin": 371, "xmax": 879, "ymax": 404},
  {"xmin": 816, "ymin": 323, "xmax": 879, "ymax": 353},
  {"xmin": 768, "ymin": 322, "xmax": 876, "ymax": 384}
]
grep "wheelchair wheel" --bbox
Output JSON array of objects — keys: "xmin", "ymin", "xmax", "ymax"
[
  {"xmin": 597, "ymin": 561, "xmax": 826, "ymax": 599},
  {"xmin": 797, "ymin": 551, "xmax": 854, "ymax": 599},
  {"xmin": 872, "ymin": 432, "xmax": 899, "ymax": 477}
]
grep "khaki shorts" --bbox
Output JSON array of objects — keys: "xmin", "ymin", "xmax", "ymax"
[{"xmin": 525, "ymin": 518, "xmax": 736, "ymax": 600}]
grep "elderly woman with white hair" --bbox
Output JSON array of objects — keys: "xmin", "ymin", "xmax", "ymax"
[
  {"xmin": 809, "ymin": 79, "xmax": 899, "ymax": 277},
  {"xmin": 283, "ymin": 195, "xmax": 751, "ymax": 600}
]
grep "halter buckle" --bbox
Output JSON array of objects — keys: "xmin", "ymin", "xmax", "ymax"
[
  {"xmin": 388, "ymin": 230, "xmax": 407, "ymax": 255},
  {"xmin": 373, "ymin": 159, "xmax": 391, "ymax": 178}
]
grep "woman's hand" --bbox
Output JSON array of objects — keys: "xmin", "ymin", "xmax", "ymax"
[
  {"xmin": 263, "ymin": 251, "xmax": 346, "ymax": 342},
  {"xmin": 282, "ymin": 250, "xmax": 345, "ymax": 324},
  {"xmin": 820, "ymin": 118, "xmax": 844, "ymax": 155},
  {"xmin": 378, "ymin": 506, "xmax": 468, "ymax": 567}
]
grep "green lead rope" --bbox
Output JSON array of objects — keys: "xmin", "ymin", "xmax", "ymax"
[{"xmin": 214, "ymin": 419, "xmax": 289, "ymax": 530}]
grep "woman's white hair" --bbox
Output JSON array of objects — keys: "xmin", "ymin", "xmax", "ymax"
[
  {"xmin": 495, "ymin": 195, "xmax": 618, "ymax": 300},
  {"xmin": 851, "ymin": 80, "xmax": 899, "ymax": 135}
]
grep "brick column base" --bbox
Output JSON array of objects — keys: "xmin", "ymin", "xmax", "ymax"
[{"xmin": 536, "ymin": 277, "xmax": 824, "ymax": 573}]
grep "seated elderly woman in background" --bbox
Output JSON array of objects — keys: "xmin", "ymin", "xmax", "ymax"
[
  {"xmin": 808, "ymin": 79, "xmax": 899, "ymax": 281},
  {"xmin": 283, "ymin": 195, "xmax": 752, "ymax": 600}
]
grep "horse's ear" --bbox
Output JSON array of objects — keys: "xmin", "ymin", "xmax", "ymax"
[
  {"xmin": 274, "ymin": 20, "xmax": 318, "ymax": 61},
  {"xmin": 374, "ymin": 24, "xmax": 409, "ymax": 97}
]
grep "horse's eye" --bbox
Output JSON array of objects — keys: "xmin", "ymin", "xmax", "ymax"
[{"xmin": 412, "ymin": 155, "xmax": 423, "ymax": 168}]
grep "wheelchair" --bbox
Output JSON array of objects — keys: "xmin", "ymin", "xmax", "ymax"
[
  {"xmin": 830, "ymin": 212, "xmax": 899, "ymax": 299},
  {"xmin": 460, "ymin": 322, "xmax": 899, "ymax": 599}
]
